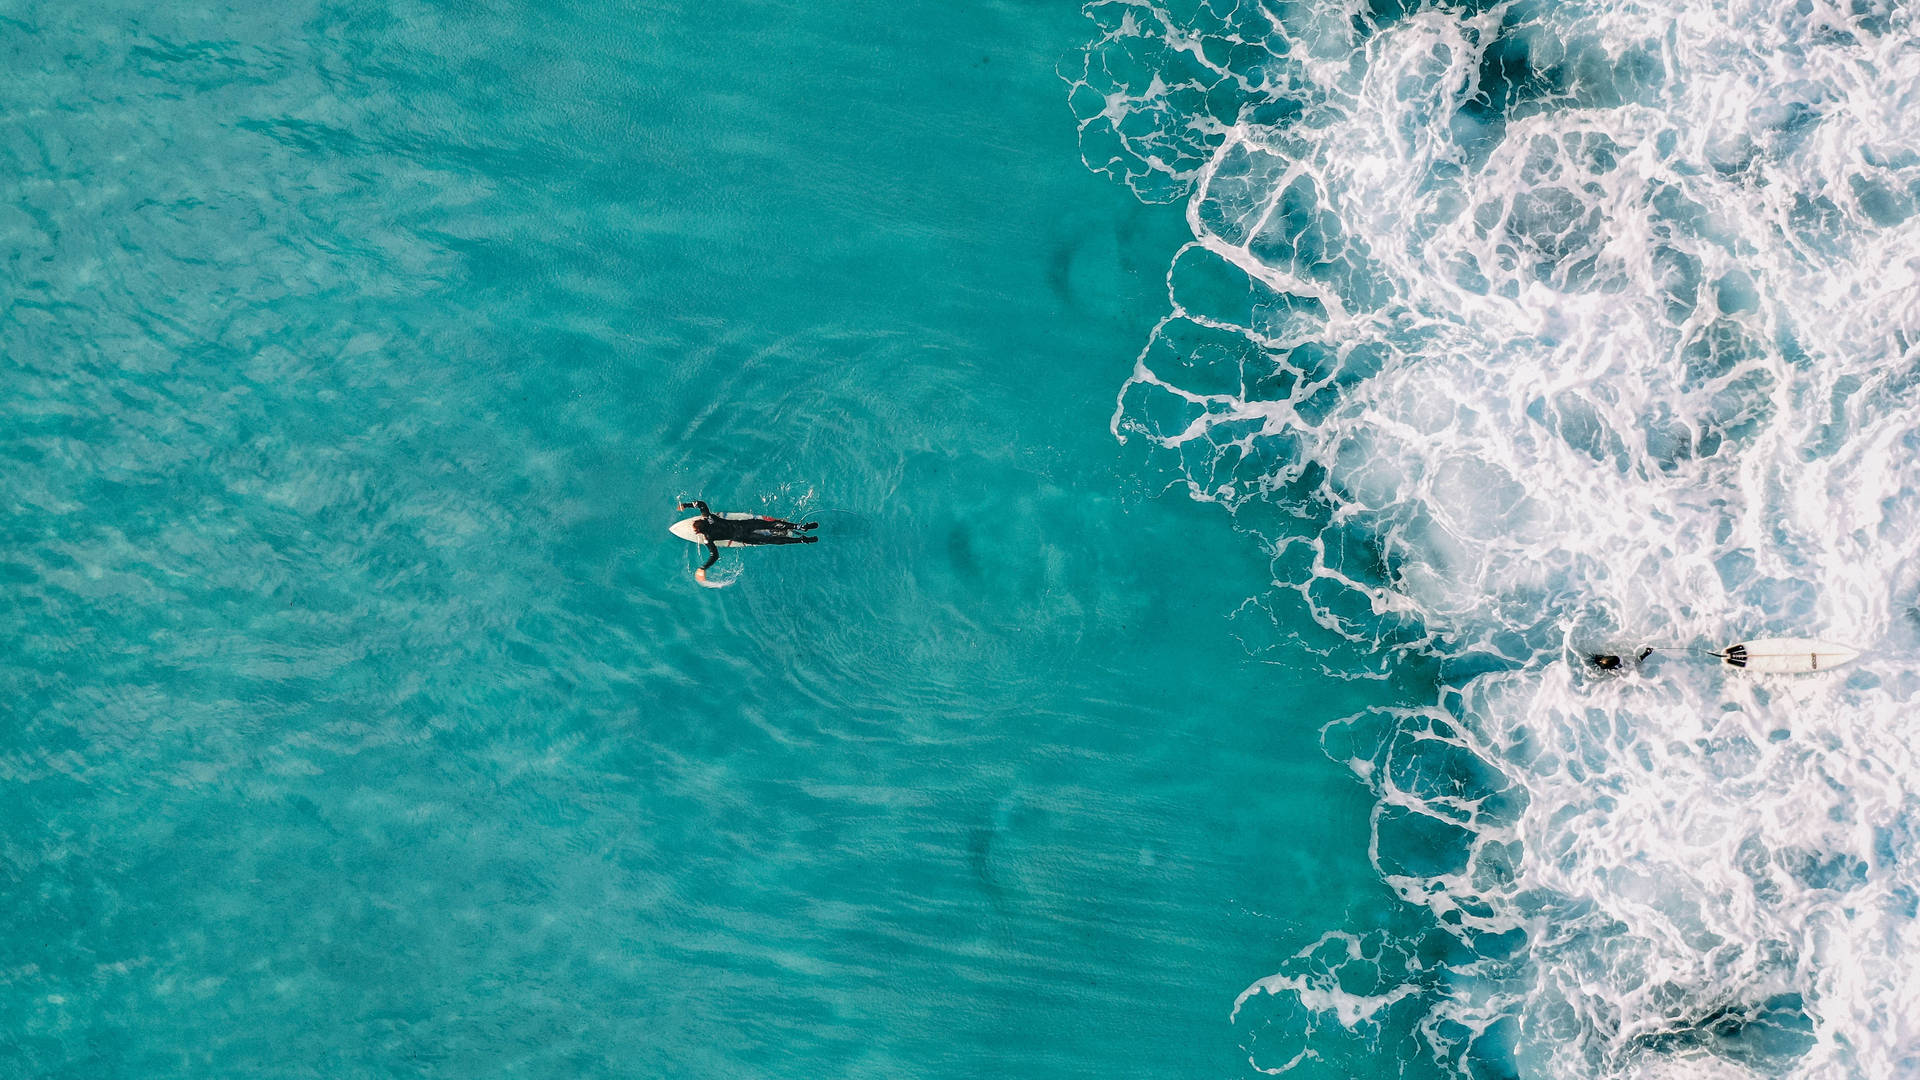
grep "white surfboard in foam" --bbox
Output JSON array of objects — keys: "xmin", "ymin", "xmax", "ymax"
[
  {"xmin": 1719, "ymin": 638, "xmax": 1860, "ymax": 673},
  {"xmin": 669, "ymin": 512, "xmax": 763, "ymax": 547}
]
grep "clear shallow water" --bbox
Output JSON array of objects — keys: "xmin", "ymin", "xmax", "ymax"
[{"xmin": 3, "ymin": 2, "xmax": 1413, "ymax": 1078}]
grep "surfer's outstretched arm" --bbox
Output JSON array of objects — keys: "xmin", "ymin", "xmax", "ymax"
[
  {"xmin": 701, "ymin": 542, "xmax": 720, "ymax": 571},
  {"xmin": 679, "ymin": 500, "xmax": 711, "ymax": 517}
]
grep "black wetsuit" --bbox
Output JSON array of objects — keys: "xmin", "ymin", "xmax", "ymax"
[
  {"xmin": 680, "ymin": 501, "xmax": 817, "ymax": 571},
  {"xmin": 1587, "ymin": 647, "xmax": 1654, "ymax": 672}
]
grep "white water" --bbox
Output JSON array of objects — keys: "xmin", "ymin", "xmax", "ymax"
[{"xmin": 1075, "ymin": 0, "xmax": 1920, "ymax": 1074}]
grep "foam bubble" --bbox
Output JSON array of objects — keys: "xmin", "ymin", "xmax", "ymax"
[{"xmin": 1075, "ymin": 0, "xmax": 1920, "ymax": 1073}]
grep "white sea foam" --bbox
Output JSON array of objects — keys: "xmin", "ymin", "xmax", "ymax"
[{"xmin": 1075, "ymin": 0, "xmax": 1920, "ymax": 1074}]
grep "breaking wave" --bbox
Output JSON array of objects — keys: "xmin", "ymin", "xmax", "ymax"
[{"xmin": 1073, "ymin": 0, "xmax": 1920, "ymax": 1074}]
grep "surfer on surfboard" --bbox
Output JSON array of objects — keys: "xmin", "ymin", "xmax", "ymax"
[
  {"xmin": 1582, "ymin": 639, "xmax": 1861, "ymax": 674},
  {"xmin": 676, "ymin": 500, "xmax": 817, "ymax": 583}
]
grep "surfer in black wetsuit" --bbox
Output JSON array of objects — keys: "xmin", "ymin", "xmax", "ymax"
[
  {"xmin": 678, "ymin": 501, "xmax": 817, "ymax": 580},
  {"xmin": 1587, "ymin": 647, "xmax": 1653, "ymax": 672}
]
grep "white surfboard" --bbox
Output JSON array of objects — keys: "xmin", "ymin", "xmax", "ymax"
[
  {"xmin": 1719, "ymin": 638, "xmax": 1860, "ymax": 673},
  {"xmin": 669, "ymin": 512, "xmax": 767, "ymax": 547}
]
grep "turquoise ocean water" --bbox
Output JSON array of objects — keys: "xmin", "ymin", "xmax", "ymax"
[
  {"xmin": 4, "ymin": 2, "xmax": 1418, "ymax": 1077},
  {"xmin": 21, "ymin": 0, "xmax": 1920, "ymax": 1074}
]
